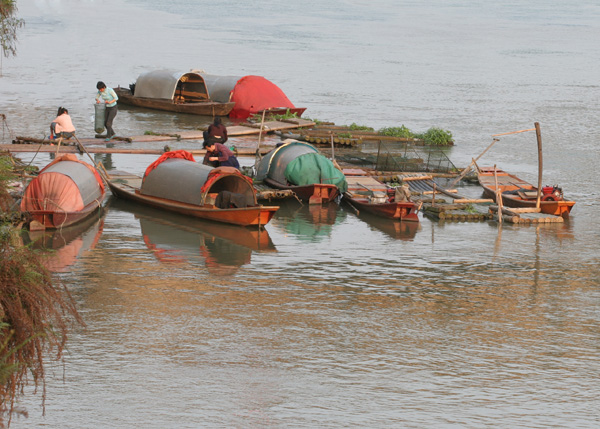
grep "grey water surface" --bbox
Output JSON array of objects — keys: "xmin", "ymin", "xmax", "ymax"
[{"xmin": 1, "ymin": 0, "xmax": 599, "ymax": 427}]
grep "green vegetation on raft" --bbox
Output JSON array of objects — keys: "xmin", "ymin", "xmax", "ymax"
[
  {"xmin": 378, "ymin": 125, "xmax": 453, "ymax": 145},
  {"xmin": 349, "ymin": 123, "xmax": 374, "ymax": 132},
  {"xmin": 250, "ymin": 109, "xmax": 299, "ymax": 122}
]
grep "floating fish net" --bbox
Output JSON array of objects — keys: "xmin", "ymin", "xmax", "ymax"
[{"xmin": 320, "ymin": 140, "xmax": 457, "ymax": 174}]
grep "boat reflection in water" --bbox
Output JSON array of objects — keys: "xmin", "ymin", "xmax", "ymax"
[
  {"xmin": 349, "ymin": 208, "xmax": 421, "ymax": 241},
  {"xmin": 270, "ymin": 199, "xmax": 346, "ymax": 240},
  {"xmin": 21, "ymin": 208, "xmax": 107, "ymax": 272},
  {"xmin": 112, "ymin": 199, "xmax": 276, "ymax": 276}
]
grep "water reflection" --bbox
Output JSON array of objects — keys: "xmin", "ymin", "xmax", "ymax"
[
  {"xmin": 349, "ymin": 209, "xmax": 421, "ymax": 241},
  {"xmin": 21, "ymin": 208, "xmax": 106, "ymax": 272},
  {"xmin": 110, "ymin": 198, "xmax": 276, "ymax": 276},
  {"xmin": 270, "ymin": 199, "xmax": 346, "ymax": 240}
]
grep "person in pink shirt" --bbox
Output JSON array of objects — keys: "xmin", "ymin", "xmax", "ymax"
[{"xmin": 50, "ymin": 107, "xmax": 76, "ymax": 139}]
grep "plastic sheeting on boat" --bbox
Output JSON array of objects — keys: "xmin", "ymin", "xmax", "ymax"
[
  {"xmin": 133, "ymin": 69, "xmax": 210, "ymax": 102},
  {"xmin": 20, "ymin": 154, "xmax": 105, "ymax": 213},
  {"xmin": 140, "ymin": 153, "xmax": 257, "ymax": 207},
  {"xmin": 201, "ymin": 73, "xmax": 298, "ymax": 119},
  {"xmin": 256, "ymin": 140, "xmax": 348, "ymax": 193}
]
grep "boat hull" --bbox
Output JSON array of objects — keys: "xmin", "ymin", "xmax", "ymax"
[
  {"xmin": 108, "ymin": 176, "xmax": 277, "ymax": 227},
  {"xmin": 477, "ymin": 168, "xmax": 575, "ymax": 217},
  {"xmin": 264, "ymin": 178, "xmax": 339, "ymax": 204},
  {"xmin": 115, "ymin": 88, "xmax": 235, "ymax": 116},
  {"xmin": 28, "ymin": 202, "xmax": 103, "ymax": 230},
  {"xmin": 344, "ymin": 194, "xmax": 419, "ymax": 221}
]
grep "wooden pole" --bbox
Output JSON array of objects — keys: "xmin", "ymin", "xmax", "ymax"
[
  {"xmin": 255, "ymin": 109, "xmax": 267, "ymax": 166},
  {"xmin": 534, "ymin": 122, "xmax": 543, "ymax": 209},
  {"xmin": 491, "ymin": 128, "xmax": 535, "ymax": 137},
  {"xmin": 55, "ymin": 136, "xmax": 63, "ymax": 155},
  {"xmin": 73, "ymin": 134, "xmax": 109, "ymax": 182},
  {"xmin": 494, "ymin": 164, "xmax": 503, "ymax": 223},
  {"xmin": 330, "ymin": 132, "xmax": 335, "ymax": 162}
]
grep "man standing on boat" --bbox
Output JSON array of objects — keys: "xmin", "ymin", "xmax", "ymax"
[
  {"xmin": 202, "ymin": 138, "xmax": 240, "ymax": 170},
  {"xmin": 95, "ymin": 81, "xmax": 118, "ymax": 141}
]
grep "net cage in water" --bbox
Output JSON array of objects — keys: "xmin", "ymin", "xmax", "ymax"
[{"xmin": 323, "ymin": 141, "xmax": 457, "ymax": 173}]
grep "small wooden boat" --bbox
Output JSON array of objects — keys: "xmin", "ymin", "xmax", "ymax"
[
  {"xmin": 106, "ymin": 150, "xmax": 278, "ymax": 227},
  {"xmin": 201, "ymin": 74, "xmax": 306, "ymax": 119},
  {"xmin": 115, "ymin": 70, "xmax": 235, "ymax": 116},
  {"xmin": 255, "ymin": 140, "xmax": 347, "ymax": 204},
  {"xmin": 343, "ymin": 174, "xmax": 419, "ymax": 221},
  {"xmin": 20, "ymin": 154, "xmax": 106, "ymax": 230},
  {"xmin": 477, "ymin": 166, "xmax": 575, "ymax": 217}
]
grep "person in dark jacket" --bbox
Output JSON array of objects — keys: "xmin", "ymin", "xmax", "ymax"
[
  {"xmin": 202, "ymin": 138, "xmax": 240, "ymax": 169},
  {"xmin": 206, "ymin": 117, "xmax": 228, "ymax": 143}
]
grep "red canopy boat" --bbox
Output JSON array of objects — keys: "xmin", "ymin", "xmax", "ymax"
[
  {"xmin": 20, "ymin": 154, "xmax": 106, "ymax": 230},
  {"xmin": 201, "ymin": 74, "xmax": 306, "ymax": 119}
]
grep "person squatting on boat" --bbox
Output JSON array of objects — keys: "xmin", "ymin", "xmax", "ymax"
[
  {"xmin": 202, "ymin": 137, "xmax": 240, "ymax": 170},
  {"xmin": 95, "ymin": 81, "xmax": 119, "ymax": 141},
  {"xmin": 206, "ymin": 117, "xmax": 228, "ymax": 143},
  {"xmin": 50, "ymin": 107, "xmax": 76, "ymax": 139}
]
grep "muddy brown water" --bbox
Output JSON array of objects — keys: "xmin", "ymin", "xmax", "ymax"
[{"xmin": 2, "ymin": 1, "xmax": 599, "ymax": 427}]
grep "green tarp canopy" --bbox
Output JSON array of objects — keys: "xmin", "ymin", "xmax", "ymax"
[{"xmin": 285, "ymin": 152, "xmax": 348, "ymax": 193}]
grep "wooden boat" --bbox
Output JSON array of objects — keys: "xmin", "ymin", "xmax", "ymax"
[
  {"xmin": 106, "ymin": 150, "xmax": 278, "ymax": 227},
  {"xmin": 20, "ymin": 154, "xmax": 106, "ymax": 230},
  {"xmin": 115, "ymin": 70, "xmax": 235, "ymax": 116},
  {"xmin": 343, "ymin": 174, "xmax": 419, "ymax": 221},
  {"xmin": 477, "ymin": 166, "xmax": 575, "ymax": 217},
  {"xmin": 255, "ymin": 139, "xmax": 347, "ymax": 204},
  {"xmin": 201, "ymin": 74, "xmax": 306, "ymax": 119}
]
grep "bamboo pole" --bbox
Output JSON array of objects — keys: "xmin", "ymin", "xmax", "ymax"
[
  {"xmin": 73, "ymin": 135, "xmax": 109, "ymax": 182},
  {"xmin": 254, "ymin": 109, "xmax": 267, "ymax": 167},
  {"xmin": 55, "ymin": 136, "xmax": 63, "ymax": 155},
  {"xmin": 449, "ymin": 138, "xmax": 500, "ymax": 188},
  {"xmin": 534, "ymin": 122, "xmax": 543, "ymax": 209},
  {"xmin": 491, "ymin": 128, "xmax": 536, "ymax": 137},
  {"xmin": 330, "ymin": 132, "xmax": 335, "ymax": 162},
  {"xmin": 494, "ymin": 165, "xmax": 503, "ymax": 223}
]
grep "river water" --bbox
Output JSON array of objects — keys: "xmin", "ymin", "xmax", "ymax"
[{"xmin": 2, "ymin": 1, "xmax": 600, "ymax": 427}]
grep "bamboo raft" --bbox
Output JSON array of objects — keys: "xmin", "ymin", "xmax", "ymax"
[
  {"xmin": 488, "ymin": 206, "xmax": 564, "ymax": 224},
  {"xmin": 422, "ymin": 203, "xmax": 493, "ymax": 222}
]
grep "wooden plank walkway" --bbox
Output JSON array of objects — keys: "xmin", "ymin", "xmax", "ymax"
[
  {"xmin": 0, "ymin": 144, "xmax": 277, "ymax": 156},
  {"xmin": 2, "ymin": 117, "xmax": 316, "ymax": 148}
]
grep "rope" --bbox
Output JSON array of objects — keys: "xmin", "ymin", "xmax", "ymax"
[{"xmin": 1, "ymin": 113, "xmax": 15, "ymax": 143}]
